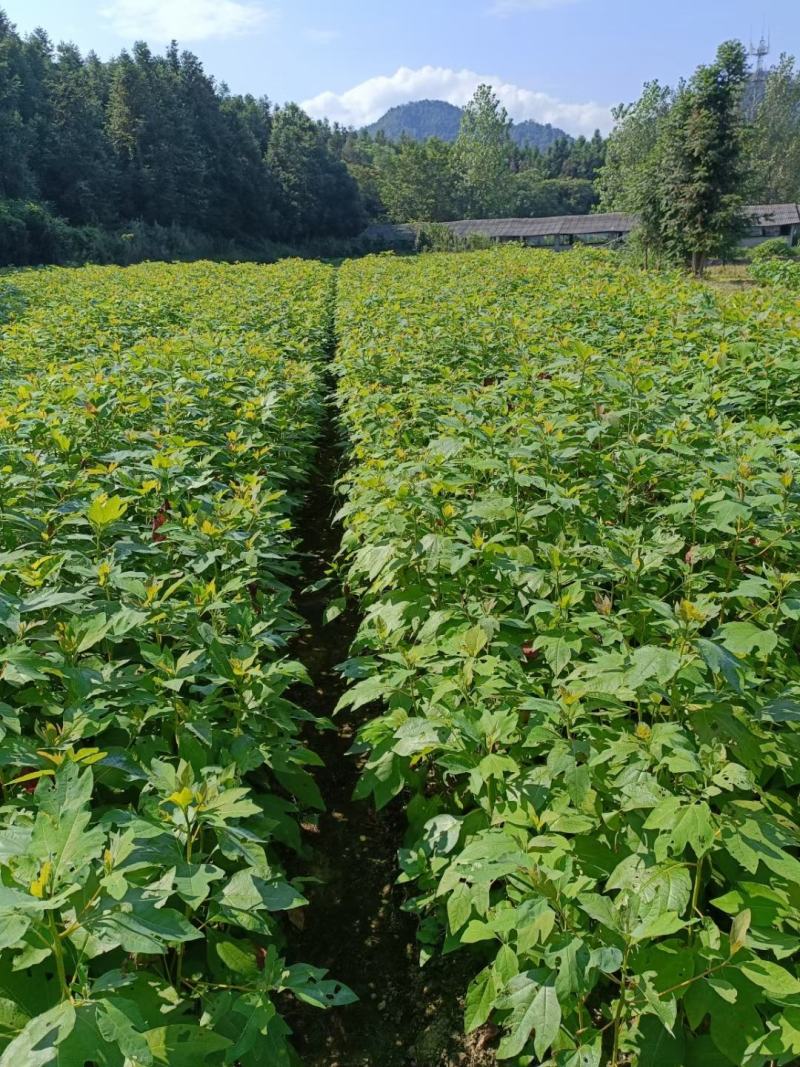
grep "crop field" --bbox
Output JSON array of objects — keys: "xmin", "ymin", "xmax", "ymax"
[{"xmin": 0, "ymin": 248, "xmax": 799, "ymax": 1066}]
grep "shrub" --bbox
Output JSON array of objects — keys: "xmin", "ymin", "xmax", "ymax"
[{"xmin": 748, "ymin": 237, "xmax": 797, "ymax": 262}]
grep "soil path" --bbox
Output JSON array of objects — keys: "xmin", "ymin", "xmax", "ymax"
[
  {"xmin": 283, "ymin": 282, "xmax": 496, "ymax": 1065},
  {"xmin": 285, "ymin": 398, "xmax": 425, "ymax": 1065}
]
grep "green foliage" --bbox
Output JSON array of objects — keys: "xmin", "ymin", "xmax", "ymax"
[
  {"xmin": 748, "ymin": 237, "xmax": 797, "ymax": 262},
  {"xmin": 511, "ymin": 176, "xmax": 598, "ymax": 218},
  {"xmin": 597, "ymin": 81, "xmax": 673, "ymax": 217},
  {"xmin": 0, "ymin": 12, "xmax": 365, "ymax": 267},
  {"xmin": 267, "ymin": 104, "xmax": 365, "ymax": 242},
  {"xmin": 412, "ymin": 223, "xmax": 493, "ymax": 252},
  {"xmin": 656, "ymin": 41, "xmax": 750, "ymax": 272},
  {"xmin": 750, "ymin": 255, "xmax": 800, "ymax": 288},
  {"xmin": 600, "ymin": 43, "xmax": 754, "ymax": 272},
  {"xmin": 0, "ymin": 259, "xmax": 354, "ymax": 1061},
  {"xmin": 334, "ymin": 246, "xmax": 800, "ymax": 1065},
  {"xmin": 750, "ymin": 55, "xmax": 800, "ymax": 203},
  {"xmin": 373, "ymin": 138, "xmax": 464, "ymax": 223},
  {"xmin": 454, "ymin": 85, "xmax": 515, "ymax": 218}
]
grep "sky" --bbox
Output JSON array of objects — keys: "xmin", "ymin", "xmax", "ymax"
[{"xmin": 3, "ymin": 0, "xmax": 799, "ymax": 136}]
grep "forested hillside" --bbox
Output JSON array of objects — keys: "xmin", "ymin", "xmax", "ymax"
[
  {"xmin": 0, "ymin": 10, "xmax": 364, "ymax": 264},
  {"xmin": 364, "ymin": 98, "xmax": 570, "ymax": 150}
]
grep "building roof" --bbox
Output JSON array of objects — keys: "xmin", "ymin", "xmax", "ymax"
[
  {"xmin": 446, "ymin": 213, "xmax": 634, "ymax": 238},
  {"xmin": 362, "ymin": 204, "xmax": 800, "ymax": 244},
  {"xmin": 746, "ymin": 203, "xmax": 800, "ymax": 227}
]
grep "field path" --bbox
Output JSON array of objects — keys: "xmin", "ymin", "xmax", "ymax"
[{"xmin": 284, "ymin": 359, "xmax": 494, "ymax": 1066}]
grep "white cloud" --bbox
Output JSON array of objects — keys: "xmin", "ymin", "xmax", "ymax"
[
  {"xmin": 301, "ymin": 65, "xmax": 611, "ymax": 136},
  {"xmin": 100, "ymin": 0, "xmax": 272, "ymax": 42},
  {"xmin": 489, "ymin": 0, "xmax": 580, "ymax": 13},
  {"xmin": 305, "ymin": 28, "xmax": 342, "ymax": 45}
]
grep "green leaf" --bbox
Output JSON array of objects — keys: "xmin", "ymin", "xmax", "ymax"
[
  {"xmin": 630, "ymin": 911, "xmax": 687, "ymax": 943},
  {"xmin": 447, "ymin": 881, "xmax": 473, "ymax": 934},
  {"xmin": 172, "ymin": 863, "xmax": 225, "ymax": 909},
  {"xmin": 460, "ymin": 625, "xmax": 488, "ymax": 658},
  {"xmin": 756, "ymin": 696, "xmax": 800, "ymax": 723},
  {"xmin": 636, "ymin": 1014, "xmax": 686, "ymax": 1067},
  {"xmin": 218, "ymin": 870, "xmax": 307, "ymax": 913},
  {"xmin": 562, "ymin": 1037, "xmax": 603, "ymax": 1067},
  {"xmin": 0, "ymin": 1002, "xmax": 76, "ymax": 1067},
  {"xmin": 87, "ymin": 494, "xmax": 128, "ymax": 529},
  {"xmin": 281, "ymin": 964, "xmax": 358, "ymax": 1008},
  {"xmin": 464, "ymin": 969, "xmax": 497, "ymax": 1033},
  {"xmin": 497, "ymin": 976, "xmax": 560, "ymax": 1060},
  {"xmin": 96, "ymin": 1000, "xmax": 153, "ymax": 1064},
  {"xmin": 739, "ymin": 958, "xmax": 800, "ymax": 997},
  {"xmin": 89, "ymin": 901, "xmax": 201, "ymax": 954},
  {"xmin": 144, "ymin": 1024, "xmax": 232, "ymax": 1065},
  {"xmin": 716, "ymin": 622, "xmax": 778, "ymax": 658},
  {"xmin": 216, "ymin": 939, "xmax": 259, "ymax": 976},
  {"xmin": 695, "ymin": 638, "xmax": 742, "ymax": 691},
  {"xmin": 647, "ymin": 800, "xmax": 715, "ymax": 858},
  {"xmin": 729, "ymin": 909, "xmax": 751, "ymax": 956},
  {"xmin": 324, "ymin": 598, "xmax": 346, "ymax": 624},
  {"xmin": 627, "ymin": 645, "xmax": 682, "ymax": 687}
]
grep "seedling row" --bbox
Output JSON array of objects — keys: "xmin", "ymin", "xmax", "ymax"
[
  {"xmin": 0, "ymin": 260, "xmax": 353, "ymax": 1066},
  {"xmin": 333, "ymin": 248, "xmax": 800, "ymax": 1066}
]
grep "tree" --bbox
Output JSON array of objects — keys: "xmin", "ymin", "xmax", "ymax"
[
  {"xmin": 373, "ymin": 137, "xmax": 462, "ymax": 222},
  {"xmin": 512, "ymin": 175, "xmax": 597, "ymax": 217},
  {"xmin": 751, "ymin": 55, "xmax": 800, "ymax": 203},
  {"xmin": 597, "ymin": 82, "xmax": 672, "ymax": 211},
  {"xmin": 0, "ymin": 12, "xmax": 38, "ymax": 199},
  {"xmin": 598, "ymin": 43, "xmax": 750, "ymax": 273},
  {"xmin": 656, "ymin": 40, "xmax": 750, "ymax": 273},
  {"xmin": 267, "ymin": 104, "xmax": 364, "ymax": 241},
  {"xmin": 596, "ymin": 81, "xmax": 673, "ymax": 258},
  {"xmin": 453, "ymin": 84, "xmax": 513, "ymax": 217},
  {"xmin": 37, "ymin": 42, "xmax": 116, "ymax": 225}
]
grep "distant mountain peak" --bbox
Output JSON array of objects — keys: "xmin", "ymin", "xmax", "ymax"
[{"xmin": 363, "ymin": 99, "xmax": 572, "ymax": 149}]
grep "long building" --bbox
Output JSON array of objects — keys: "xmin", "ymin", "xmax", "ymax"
[
  {"xmin": 445, "ymin": 204, "xmax": 800, "ymax": 248},
  {"xmin": 365, "ymin": 204, "xmax": 800, "ymax": 250}
]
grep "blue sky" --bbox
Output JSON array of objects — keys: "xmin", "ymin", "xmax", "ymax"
[{"xmin": 3, "ymin": 0, "xmax": 798, "ymax": 134}]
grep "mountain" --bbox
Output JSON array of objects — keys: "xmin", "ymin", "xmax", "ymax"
[
  {"xmin": 365, "ymin": 100, "xmax": 464, "ymax": 142},
  {"xmin": 363, "ymin": 99, "xmax": 572, "ymax": 150},
  {"xmin": 512, "ymin": 118, "xmax": 572, "ymax": 150}
]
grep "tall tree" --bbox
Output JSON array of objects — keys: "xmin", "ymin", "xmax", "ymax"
[
  {"xmin": 453, "ymin": 85, "xmax": 513, "ymax": 217},
  {"xmin": 597, "ymin": 81, "xmax": 673, "ymax": 256},
  {"xmin": 656, "ymin": 40, "xmax": 750, "ymax": 273},
  {"xmin": 597, "ymin": 81, "xmax": 673, "ymax": 212},
  {"xmin": 0, "ymin": 11, "xmax": 37, "ymax": 199},
  {"xmin": 38, "ymin": 42, "xmax": 115, "ymax": 224},
  {"xmin": 598, "ymin": 43, "xmax": 750, "ymax": 272},
  {"xmin": 267, "ymin": 104, "xmax": 364, "ymax": 241}
]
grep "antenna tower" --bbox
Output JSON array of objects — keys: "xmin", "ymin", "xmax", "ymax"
[{"xmin": 749, "ymin": 33, "xmax": 770, "ymax": 74}]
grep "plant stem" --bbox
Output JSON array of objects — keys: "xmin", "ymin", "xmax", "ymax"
[
  {"xmin": 610, "ymin": 945, "xmax": 630, "ymax": 1067},
  {"xmin": 49, "ymin": 912, "xmax": 69, "ymax": 1000}
]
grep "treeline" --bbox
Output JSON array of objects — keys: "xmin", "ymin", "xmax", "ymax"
[
  {"xmin": 0, "ymin": 10, "xmax": 364, "ymax": 265},
  {"xmin": 2, "ymin": 4, "xmax": 799, "ymax": 269},
  {"xmin": 338, "ymin": 110, "xmax": 606, "ymax": 223},
  {"xmin": 0, "ymin": 7, "xmax": 607, "ymax": 266}
]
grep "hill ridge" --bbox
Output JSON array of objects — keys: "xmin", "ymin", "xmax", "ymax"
[{"xmin": 364, "ymin": 98, "xmax": 572, "ymax": 149}]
